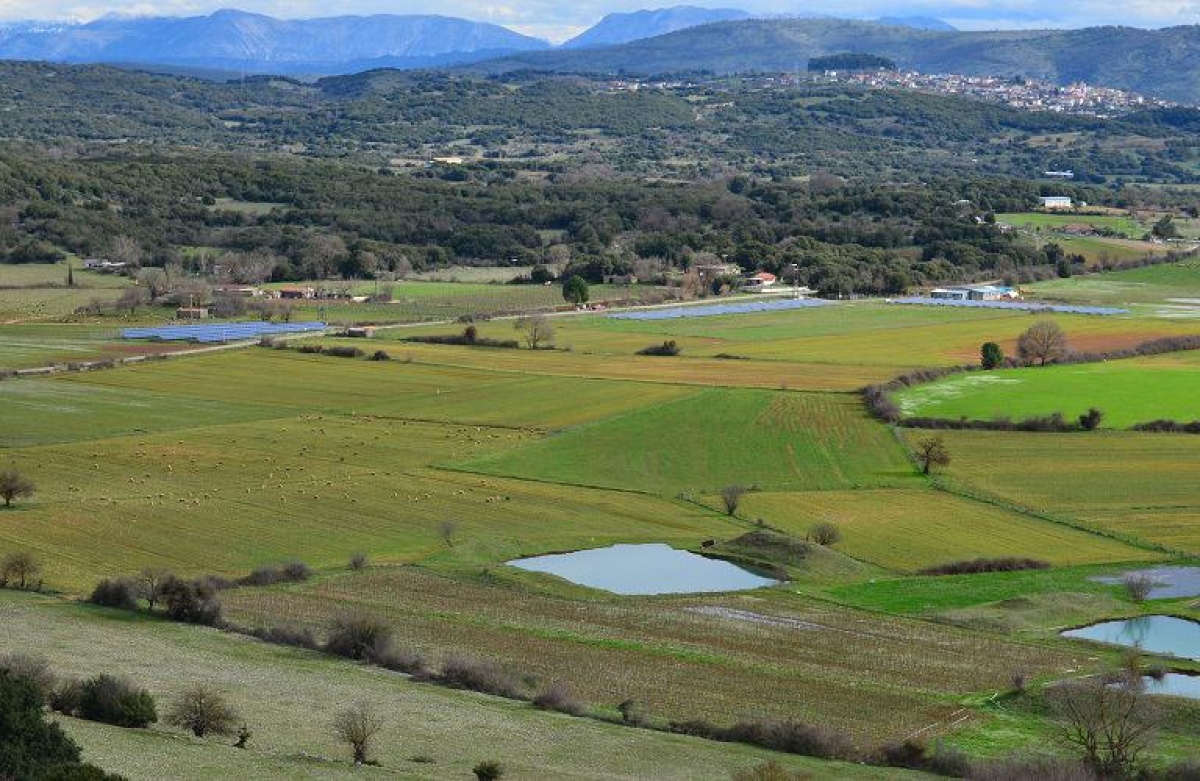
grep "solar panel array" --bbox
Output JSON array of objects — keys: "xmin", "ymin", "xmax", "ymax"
[
  {"xmin": 888, "ymin": 298, "xmax": 1128, "ymax": 316},
  {"xmin": 122, "ymin": 321, "xmax": 328, "ymax": 343},
  {"xmin": 610, "ymin": 298, "xmax": 834, "ymax": 321}
]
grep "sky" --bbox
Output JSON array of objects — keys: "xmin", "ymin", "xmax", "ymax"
[{"xmin": 0, "ymin": 1, "xmax": 1197, "ymax": 42}]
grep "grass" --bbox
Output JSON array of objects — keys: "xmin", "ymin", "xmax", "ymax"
[
  {"xmin": 463, "ymin": 389, "xmax": 920, "ymax": 495},
  {"xmin": 1029, "ymin": 258, "xmax": 1200, "ymax": 308},
  {"xmin": 997, "ymin": 212, "xmax": 1145, "ymax": 236},
  {"xmin": 733, "ymin": 489, "xmax": 1161, "ymax": 572},
  {"xmin": 911, "ymin": 430, "xmax": 1200, "ymax": 555},
  {"xmin": 894, "ymin": 352, "xmax": 1200, "ymax": 428},
  {"xmin": 0, "ymin": 591, "xmax": 911, "ymax": 780}
]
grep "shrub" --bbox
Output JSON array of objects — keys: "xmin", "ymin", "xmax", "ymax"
[
  {"xmin": 333, "ymin": 701, "xmax": 384, "ymax": 766},
  {"xmin": 1123, "ymin": 573, "xmax": 1156, "ymax": 603},
  {"xmin": 248, "ymin": 625, "xmax": 319, "ymax": 650},
  {"xmin": 732, "ymin": 760, "xmax": 812, "ymax": 781},
  {"xmin": 160, "ymin": 577, "xmax": 222, "ymax": 626},
  {"xmin": 374, "ymin": 648, "xmax": 428, "ymax": 676},
  {"xmin": 88, "ymin": 578, "xmax": 138, "ymax": 610},
  {"xmin": 637, "ymin": 340, "xmax": 681, "ymax": 356},
  {"xmin": 532, "ymin": 682, "xmax": 584, "ymax": 715},
  {"xmin": 967, "ymin": 754, "xmax": 1095, "ymax": 780},
  {"xmin": 617, "ymin": 698, "xmax": 649, "ymax": 727},
  {"xmin": 296, "ymin": 344, "xmax": 324, "ymax": 354},
  {"xmin": 49, "ymin": 678, "xmax": 84, "ymax": 716},
  {"xmin": 435, "ymin": 657, "xmax": 524, "ymax": 700},
  {"xmin": 349, "ymin": 552, "xmax": 368, "ymax": 570},
  {"xmin": 167, "ymin": 684, "xmax": 240, "ymax": 738},
  {"xmin": 78, "ymin": 675, "xmax": 157, "ymax": 728},
  {"xmin": 473, "ymin": 760, "xmax": 505, "ymax": 780},
  {"xmin": 238, "ymin": 561, "xmax": 312, "ymax": 587},
  {"xmin": 671, "ymin": 718, "xmax": 853, "ymax": 761},
  {"xmin": 1078, "ymin": 408, "xmax": 1104, "ymax": 431},
  {"xmin": 720, "ymin": 485, "xmax": 749, "ymax": 516},
  {"xmin": 369, "ymin": 350, "xmax": 390, "ymax": 361},
  {"xmin": 0, "ymin": 653, "xmax": 55, "ymax": 699},
  {"xmin": 980, "ymin": 341, "xmax": 1005, "ymax": 370},
  {"xmin": 808, "ymin": 522, "xmax": 842, "ymax": 546},
  {"xmin": 325, "ymin": 615, "xmax": 393, "ymax": 662},
  {"xmin": 918, "ymin": 558, "xmax": 1050, "ymax": 576},
  {"xmin": 323, "ymin": 346, "xmax": 364, "ymax": 359}
]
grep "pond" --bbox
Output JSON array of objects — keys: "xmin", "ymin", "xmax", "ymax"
[
  {"xmin": 1062, "ymin": 616, "xmax": 1200, "ymax": 661},
  {"xmin": 1140, "ymin": 673, "xmax": 1200, "ymax": 701},
  {"xmin": 1092, "ymin": 566, "xmax": 1200, "ymax": 599},
  {"xmin": 507, "ymin": 543, "xmax": 782, "ymax": 596}
]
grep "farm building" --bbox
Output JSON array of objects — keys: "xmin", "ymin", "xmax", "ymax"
[
  {"xmin": 278, "ymin": 287, "xmax": 315, "ymax": 300},
  {"xmin": 346, "ymin": 326, "xmax": 376, "ymax": 338},
  {"xmin": 929, "ymin": 285, "xmax": 1018, "ymax": 301},
  {"xmin": 175, "ymin": 307, "xmax": 209, "ymax": 320},
  {"xmin": 743, "ymin": 272, "xmax": 777, "ymax": 289},
  {"xmin": 1038, "ymin": 196, "xmax": 1073, "ymax": 210}
]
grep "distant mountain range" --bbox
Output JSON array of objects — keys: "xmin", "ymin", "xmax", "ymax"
[
  {"xmin": 563, "ymin": 6, "xmax": 753, "ymax": 49},
  {"xmin": 0, "ymin": 9, "xmax": 550, "ymax": 74},
  {"xmin": 470, "ymin": 18, "xmax": 1200, "ymax": 103},
  {"xmin": 0, "ymin": 8, "xmax": 1197, "ymax": 103}
]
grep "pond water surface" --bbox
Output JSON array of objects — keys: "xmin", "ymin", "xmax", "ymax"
[
  {"xmin": 507, "ymin": 543, "xmax": 781, "ymax": 595},
  {"xmin": 1140, "ymin": 673, "xmax": 1200, "ymax": 700},
  {"xmin": 1092, "ymin": 566, "xmax": 1200, "ymax": 599},
  {"xmin": 1062, "ymin": 615, "xmax": 1200, "ymax": 661}
]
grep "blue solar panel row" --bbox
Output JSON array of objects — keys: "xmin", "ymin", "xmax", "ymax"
[
  {"xmin": 122, "ymin": 322, "xmax": 328, "ymax": 343},
  {"xmin": 888, "ymin": 298, "xmax": 1128, "ymax": 316},
  {"xmin": 609, "ymin": 298, "xmax": 834, "ymax": 321}
]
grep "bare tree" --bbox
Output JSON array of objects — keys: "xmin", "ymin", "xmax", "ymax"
[
  {"xmin": 808, "ymin": 522, "xmax": 842, "ymax": 546},
  {"xmin": 914, "ymin": 436, "xmax": 951, "ymax": 475},
  {"xmin": 167, "ymin": 684, "xmax": 240, "ymax": 738},
  {"xmin": 136, "ymin": 568, "xmax": 173, "ymax": 612},
  {"xmin": 514, "ymin": 315, "xmax": 554, "ymax": 349},
  {"xmin": 720, "ymin": 485, "xmax": 749, "ymax": 516},
  {"xmin": 0, "ymin": 551, "xmax": 41, "ymax": 589},
  {"xmin": 0, "ymin": 468, "xmax": 35, "ymax": 507},
  {"xmin": 115, "ymin": 286, "xmax": 150, "ymax": 315},
  {"xmin": 440, "ymin": 520, "xmax": 459, "ymax": 548},
  {"xmin": 1017, "ymin": 320, "xmax": 1069, "ymax": 366},
  {"xmin": 109, "ymin": 235, "xmax": 145, "ymax": 268},
  {"xmin": 1123, "ymin": 573, "xmax": 1156, "ymax": 603},
  {"xmin": 138, "ymin": 268, "xmax": 170, "ymax": 300},
  {"xmin": 1046, "ymin": 677, "xmax": 1159, "ymax": 778},
  {"xmin": 333, "ymin": 701, "xmax": 384, "ymax": 765}
]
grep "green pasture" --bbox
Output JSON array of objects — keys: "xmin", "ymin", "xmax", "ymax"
[
  {"xmin": 0, "ymin": 591, "xmax": 901, "ymax": 781},
  {"xmin": 894, "ymin": 352, "xmax": 1200, "ymax": 428},
  {"xmin": 462, "ymin": 388, "xmax": 919, "ymax": 495},
  {"xmin": 1029, "ymin": 258, "xmax": 1200, "ymax": 307},
  {"xmin": 997, "ymin": 212, "xmax": 1145, "ymax": 236},
  {"xmin": 734, "ymin": 489, "xmax": 1159, "ymax": 572}
]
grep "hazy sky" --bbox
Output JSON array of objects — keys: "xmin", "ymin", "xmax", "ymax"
[{"xmin": 2, "ymin": 1, "xmax": 1197, "ymax": 41}]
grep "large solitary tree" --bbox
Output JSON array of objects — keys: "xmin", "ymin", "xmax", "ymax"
[
  {"xmin": 1017, "ymin": 320, "xmax": 1068, "ymax": 366},
  {"xmin": 167, "ymin": 684, "xmax": 240, "ymax": 739},
  {"xmin": 562, "ymin": 275, "xmax": 589, "ymax": 305},
  {"xmin": 914, "ymin": 436, "xmax": 951, "ymax": 475},
  {"xmin": 0, "ymin": 468, "xmax": 35, "ymax": 508},
  {"xmin": 514, "ymin": 314, "xmax": 554, "ymax": 349}
]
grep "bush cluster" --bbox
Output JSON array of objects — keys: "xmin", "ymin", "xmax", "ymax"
[
  {"xmin": 406, "ymin": 326, "xmax": 519, "ymax": 349},
  {"xmin": 238, "ymin": 561, "xmax": 313, "ymax": 587},
  {"xmin": 636, "ymin": 340, "xmax": 681, "ymax": 356},
  {"xmin": 918, "ymin": 558, "xmax": 1051, "ymax": 576},
  {"xmin": 432, "ymin": 657, "xmax": 525, "ymax": 700},
  {"xmin": 53, "ymin": 675, "xmax": 158, "ymax": 729},
  {"xmin": 1131, "ymin": 419, "xmax": 1200, "ymax": 434},
  {"xmin": 670, "ymin": 718, "xmax": 853, "ymax": 761}
]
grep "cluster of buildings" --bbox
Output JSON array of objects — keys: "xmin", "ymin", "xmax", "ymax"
[
  {"xmin": 929, "ymin": 284, "xmax": 1020, "ymax": 301},
  {"xmin": 816, "ymin": 70, "xmax": 1176, "ymax": 118}
]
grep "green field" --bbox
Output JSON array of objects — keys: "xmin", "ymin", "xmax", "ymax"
[
  {"xmin": 1029, "ymin": 258, "xmax": 1200, "ymax": 310},
  {"xmin": 464, "ymin": 389, "xmax": 920, "ymax": 494},
  {"xmin": 997, "ymin": 212, "xmax": 1146, "ymax": 236},
  {"xmin": 895, "ymin": 352, "xmax": 1200, "ymax": 428},
  {"xmin": 734, "ymin": 489, "xmax": 1159, "ymax": 572},
  {"xmin": 4, "ymin": 298, "xmax": 1200, "ymax": 778}
]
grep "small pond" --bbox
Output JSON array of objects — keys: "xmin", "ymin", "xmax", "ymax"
[
  {"xmin": 507, "ymin": 543, "xmax": 781, "ymax": 596},
  {"xmin": 1062, "ymin": 615, "xmax": 1200, "ymax": 661},
  {"xmin": 1091, "ymin": 566, "xmax": 1200, "ymax": 599},
  {"xmin": 1140, "ymin": 673, "xmax": 1200, "ymax": 701}
]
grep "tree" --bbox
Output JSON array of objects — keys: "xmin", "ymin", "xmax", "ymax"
[
  {"xmin": 1046, "ymin": 677, "xmax": 1159, "ymax": 778},
  {"xmin": 160, "ymin": 578, "xmax": 222, "ymax": 625},
  {"xmin": 914, "ymin": 436, "xmax": 950, "ymax": 475},
  {"xmin": 473, "ymin": 760, "xmax": 505, "ymax": 780},
  {"xmin": 77, "ymin": 675, "xmax": 157, "ymax": 728},
  {"xmin": 562, "ymin": 275, "xmax": 589, "ymax": 305},
  {"xmin": 135, "ymin": 568, "xmax": 173, "ymax": 612},
  {"xmin": 980, "ymin": 342, "xmax": 1004, "ymax": 370},
  {"xmin": 0, "ymin": 468, "xmax": 35, "ymax": 507},
  {"xmin": 1151, "ymin": 215, "xmax": 1179, "ymax": 239},
  {"xmin": 440, "ymin": 520, "xmax": 459, "ymax": 548},
  {"xmin": 67, "ymin": 264, "xmax": 75, "ymax": 288},
  {"xmin": 333, "ymin": 701, "xmax": 383, "ymax": 765},
  {"xmin": 115, "ymin": 286, "xmax": 150, "ymax": 315},
  {"xmin": 514, "ymin": 315, "xmax": 554, "ymax": 349},
  {"xmin": 108, "ymin": 235, "xmax": 144, "ymax": 268},
  {"xmin": 720, "ymin": 485, "xmax": 749, "ymax": 516},
  {"xmin": 166, "ymin": 684, "xmax": 240, "ymax": 738},
  {"xmin": 1, "ymin": 551, "xmax": 41, "ymax": 590},
  {"xmin": 0, "ymin": 671, "xmax": 86, "ymax": 779},
  {"xmin": 1017, "ymin": 320, "xmax": 1068, "ymax": 366}
]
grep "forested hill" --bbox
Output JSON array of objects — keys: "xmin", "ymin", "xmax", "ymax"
[
  {"xmin": 1, "ymin": 62, "xmax": 1198, "ymax": 185},
  {"xmin": 468, "ymin": 19, "xmax": 1200, "ymax": 104}
]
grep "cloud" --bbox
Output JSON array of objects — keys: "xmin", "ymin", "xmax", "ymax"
[{"xmin": 0, "ymin": 0, "xmax": 1195, "ymax": 35}]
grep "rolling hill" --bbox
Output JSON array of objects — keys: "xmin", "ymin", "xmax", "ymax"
[
  {"xmin": 563, "ymin": 6, "xmax": 753, "ymax": 49},
  {"xmin": 470, "ymin": 19, "xmax": 1200, "ymax": 103}
]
